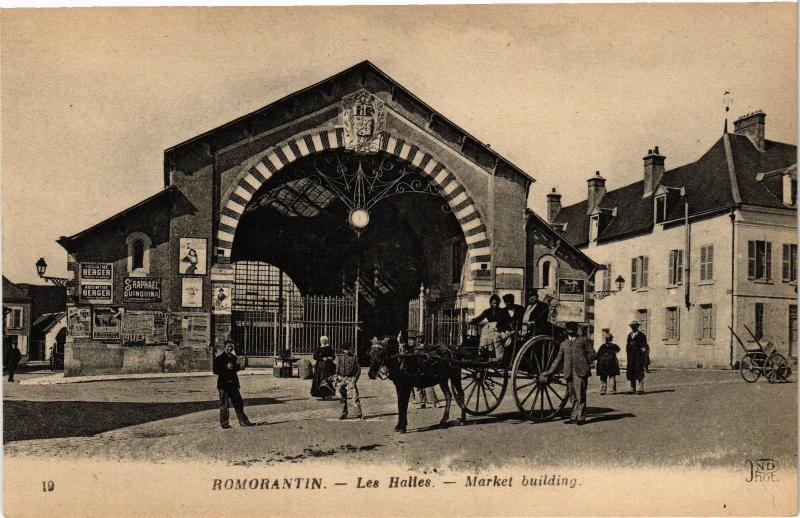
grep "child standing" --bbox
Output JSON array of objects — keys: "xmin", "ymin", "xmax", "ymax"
[
  {"xmin": 336, "ymin": 343, "xmax": 363, "ymax": 420},
  {"xmin": 596, "ymin": 333, "xmax": 621, "ymax": 395}
]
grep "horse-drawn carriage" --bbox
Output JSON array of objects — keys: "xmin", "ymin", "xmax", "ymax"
[
  {"xmin": 452, "ymin": 323, "xmax": 568, "ymax": 422},
  {"xmin": 367, "ymin": 321, "xmax": 570, "ymax": 432}
]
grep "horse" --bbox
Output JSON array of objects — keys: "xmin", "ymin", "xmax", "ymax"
[{"xmin": 367, "ymin": 336, "xmax": 466, "ymax": 433}]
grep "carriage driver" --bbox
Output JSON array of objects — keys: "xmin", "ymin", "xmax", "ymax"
[{"xmin": 522, "ymin": 288, "xmax": 551, "ymax": 337}]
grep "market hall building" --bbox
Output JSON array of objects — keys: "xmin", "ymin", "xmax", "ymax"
[{"xmin": 56, "ymin": 61, "xmax": 601, "ymax": 376}]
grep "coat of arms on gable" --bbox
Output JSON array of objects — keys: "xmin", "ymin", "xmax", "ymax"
[{"xmin": 340, "ymin": 89, "xmax": 386, "ymax": 154}]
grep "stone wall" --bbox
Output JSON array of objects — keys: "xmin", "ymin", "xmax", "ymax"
[{"xmin": 65, "ymin": 339, "xmax": 212, "ymax": 376}]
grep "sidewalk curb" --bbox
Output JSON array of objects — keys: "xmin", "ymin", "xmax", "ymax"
[{"xmin": 18, "ymin": 369, "xmax": 280, "ymax": 386}]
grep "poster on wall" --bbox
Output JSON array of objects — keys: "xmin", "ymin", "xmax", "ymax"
[
  {"xmin": 123, "ymin": 277, "xmax": 162, "ymax": 303},
  {"xmin": 79, "ymin": 262, "xmax": 114, "ymax": 304},
  {"xmin": 495, "ymin": 267, "xmax": 524, "ymax": 290},
  {"xmin": 211, "ymin": 282, "xmax": 232, "ymax": 314},
  {"xmin": 92, "ymin": 307, "xmax": 124, "ymax": 341},
  {"xmin": 181, "ymin": 277, "xmax": 203, "ymax": 308},
  {"xmin": 169, "ymin": 314, "xmax": 211, "ymax": 347},
  {"xmin": 67, "ymin": 307, "xmax": 91, "ymax": 338},
  {"xmin": 122, "ymin": 311, "xmax": 168, "ymax": 345},
  {"xmin": 555, "ymin": 278, "xmax": 586, "ymax": 322},
  {"xmin": 179, "ymin": 238, "xmax": 207, "ymax": 275}
]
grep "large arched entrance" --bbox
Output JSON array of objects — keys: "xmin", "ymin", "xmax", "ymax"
[{"xmin": 225, "ymin": 140, "xmax": 480, "ymax": 357}]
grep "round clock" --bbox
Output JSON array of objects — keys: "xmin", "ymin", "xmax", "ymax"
[{"xmin": 349, "ymin": 208, "xmax": 370, "ymax": 230}]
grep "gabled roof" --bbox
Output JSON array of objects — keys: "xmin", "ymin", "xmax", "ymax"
[
  {"xmin": 3, "ymin": 276, "xmax": 31, "ymax": 303},
  {"xmin": 32, "ymin": 312, "xmax": 66, "ymax": 337},
  {"xmin": 56, "ymin": 186, "xmax": 175, "ymax": 250},
  {"xmin": 164, "ymin": 60, "xmax": 534, "ymax": 185},
  {"xmin": 526, "ymin": 209, "xmax": 603, "ymax": 273},
  {"xmin": 554, "ymin": 132, "xmax": 797, "ymax": 247}
]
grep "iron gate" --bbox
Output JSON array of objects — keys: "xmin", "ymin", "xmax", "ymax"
[{"xmin": 232, "ymin": 295, "xmax": 358, "ymax": 356}]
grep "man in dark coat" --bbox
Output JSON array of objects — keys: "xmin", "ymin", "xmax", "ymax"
[
  {"xmin": 502, "ymin": 293, "xmax": 526, "ymax": 332},
  {"xmin": 522, "ymin": 289, "xmax": 551, "ymax": 337},
  {"xmin": 626, "ymin": 320, "xmax": 649, "ymax": 394},
  {"xmin": 543, "ymin": 322, "xmax": 596, "ymax": 424},
  {"xmin": 212, "ymin": 338, "xmax": 254, "ymax": 429},
  {"xmin": 6, "ymin": 342, "xmax": 21, "ymax": 382}
]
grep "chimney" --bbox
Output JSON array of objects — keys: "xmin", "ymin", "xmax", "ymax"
[
  {"xmin": 734, "ymin": 111, "xmax": 766, "ymax": 151},
  {"xmin": 586, "ymin": 171, "xmax": 606, "ymax": 214},
  {"xmin": 642, "ymin": 146, "xmax": 666, "ymax": 197},
  {"xmin": 547, "ymin": 188, "xmax": 562, "ymax": 223}
]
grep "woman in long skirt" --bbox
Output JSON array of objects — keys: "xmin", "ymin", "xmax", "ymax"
[{"xmin": 311, "ymin": 335, "xmax": 336, "ymax": 399}]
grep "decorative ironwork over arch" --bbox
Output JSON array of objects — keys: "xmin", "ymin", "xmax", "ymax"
[{"xmin": 216, "ymin": 129, "xmax": 491, "ymax": 274}]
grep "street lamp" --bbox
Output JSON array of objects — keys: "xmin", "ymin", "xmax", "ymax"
[
  {"xmin": 35, "ymin": 257, "xmax": 74, "ymax": 288},
  {"xmin": 595, "ymin": 275, "xmax": 626, "ymax": 299}
]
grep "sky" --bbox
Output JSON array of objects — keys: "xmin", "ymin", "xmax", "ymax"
[{"xmin": 2, "ymin": 4, "xmax": 796, "ymax": 284}]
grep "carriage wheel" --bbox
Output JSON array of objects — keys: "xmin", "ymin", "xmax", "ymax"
[
  {"xmin": 455, "ymin": 364, "xmax": 508, "ymax": 416},
  {"xmin": 511, "ymin": 335, "xmax": 569, "ymax": 422},
  {"xmin": 765, "ymin": 353, "xmax": 790, "ymax": 383},
  {"xmin": 739, "ymin": 354, "xmax": 760, "ymax": 383}
]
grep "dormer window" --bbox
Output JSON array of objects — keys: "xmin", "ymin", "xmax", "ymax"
[
  {"xmin": 654, "ymin": 195, "xmax": 667, "ymax": 224},
  {"xmin": 783, "ymin": 173, "xmax": 797, "ymax": 206},
  {"xmin": 126, "ymin": 232, "xmax": 152, "ymax": 277},
  {"xmin": 589, "ymin": 215, "xmax": 600, "ymax": 242}
]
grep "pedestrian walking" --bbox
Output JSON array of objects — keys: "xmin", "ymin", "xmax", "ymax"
[
  {"xmin": 310, "ymin": 335, "xmax": 336, "ymax": 399},
  {"xmin": 6, "ymin": 342, "xmax": 21, "ymax": 382},
  {"xmin": 596, "ymin": 333, "xmax": 620, "ymax": 394},
  {"xmin": 542, "ymin": 321, "xmax": 596, "ymax": 425},
  {"xmin": 336, "ymin": 343, "xmax": 363, "ymax": 420},
  {"xmin": 212, "ymin": 338, "xmax": 255, "ymax": 429},
  {"xmin": 626, "ymin": 320, "xmax": 649, "ymax": 394}
]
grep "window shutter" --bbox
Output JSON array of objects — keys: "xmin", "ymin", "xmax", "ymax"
[
  {"xmin": 710, "ymin": 305, "xmax": 716, "ymax": 339},
  {"xmin": 748, "ymin": 241, "xmax": 756, "ymax": 279},
  {"xmin": 642, "ymin": 256, "xmax": 649, "ymax": 287},
  {"xmin": 766, "ymin": 242, "xmax": 772, "ymax": 280},
  {"xmin": 700, "ymin": 247, "xmax": 706, "ymax": 280},
  {"xmin": 708, "ymin": 245, "xmax": 714, "ymax": 280},
  {"xmin": 668, "ymin": 251, "xmax": 675, "ymax": 285},
  {"xmin": 695, "ymin": 306, "xmax": 703, "ymax": 340},
  {"xmin": 677, "ymin": 250, "xmax": 683, "ymax": 284},
  {"xmin": 631, "ymin": 258, "xmax": 638, "ymax": 290},
  {"xmin": 783, "ymin": 244, "xmax": 791, "ymax": 281}
]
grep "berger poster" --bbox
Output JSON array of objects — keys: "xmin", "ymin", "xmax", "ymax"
[
  {"xmin": 179, "ymin": 238, "xmax": 207, "ymax": 275},
  {"xmin": 78, "ymin": 262, "xmax": 113, "ymax": 304}
]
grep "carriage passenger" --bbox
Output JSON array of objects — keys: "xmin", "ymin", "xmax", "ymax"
[
  {"xmin": 522, "ymin": 289, "xmax": 552, "ymax": 337},
  {"xmin": 469, "ymin": 294, "xmax": 512, "ymax": 361}
]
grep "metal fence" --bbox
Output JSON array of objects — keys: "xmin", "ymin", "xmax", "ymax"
[
  {"xmin": 232, "ymin": 295, "xmax": 357, "ymax": 356},
  {"xmin": 423, "ymin": 314, "xmax": 466, "ymax": 347}
]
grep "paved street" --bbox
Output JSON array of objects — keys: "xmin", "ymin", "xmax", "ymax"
[{"xmin": 3, "ymin": 369, "xmax": 796, "ymax": 470}]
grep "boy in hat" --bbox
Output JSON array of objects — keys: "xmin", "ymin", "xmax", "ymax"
[
  {"xmin": 542, "ymin": 321, "xmax": 596, "ymax": 425},
  {"xmin": 596, "ymin": 332, "xmax": 621, "ymax": 395},
  {"xmin": 336, "ymin": 343, "xmax": 363, "ymax": 419},
  {"xmin": 212, "ymin": 338, "xmax": 255, "ymax": 429},
  {"xmin": 626, "ymin": 320, "xmax": 649, "ymax": 394}
]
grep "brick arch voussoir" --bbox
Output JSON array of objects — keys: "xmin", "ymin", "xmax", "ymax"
[{"xmin": 216, "ymin": 129, "xmax": 491, "ymax": 273}]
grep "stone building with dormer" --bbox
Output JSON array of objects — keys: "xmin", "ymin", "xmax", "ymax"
[{"xmin": 548, "ymin": 112, "xmax": 797, "ymax": 368}]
